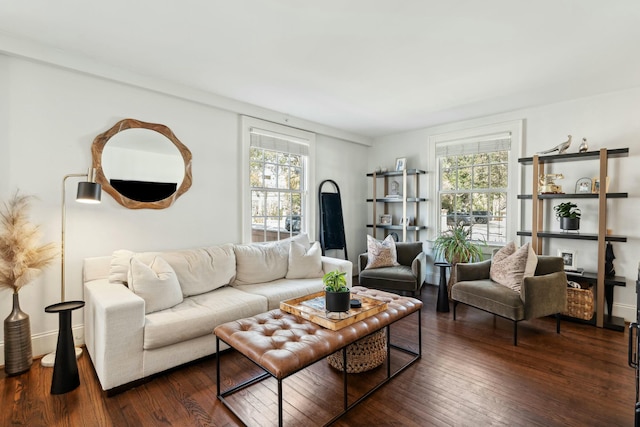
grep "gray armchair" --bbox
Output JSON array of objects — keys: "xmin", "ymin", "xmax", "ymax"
[
  {"xmin": 451, "ymin": 256, "xmax": 567, "ymax": 345},
  {"xmin": 358, "ymin": 242, "xmax": 426, "ymax": 295}
]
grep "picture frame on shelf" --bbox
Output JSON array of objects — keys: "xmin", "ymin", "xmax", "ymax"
[
  {"xmin": 395, "ymin": 157, "xmax": 406, "ymax": 172},
  {"xmin": 380, "ymin": 214, "xmax": 392, "ymax": 225},
  {"xmin": 575, "ymin": 177, "xmax": 592, "ymax": 194},
  {"xmin": 558, "ymin": 249, "xmax": 577, "ymax": 270},
  {"xmin": 592, "ymin": 176, "xmax": 609, "ymax": 194}
]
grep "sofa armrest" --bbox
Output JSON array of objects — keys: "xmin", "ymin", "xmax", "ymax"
[
  {"xmin": 522, "ymin": 271, "xmax": 568, "ymax": 319},
  {"xmin": 412, "ymin": 251, "xmax": 427, "ymax": 287},
  {"xmin": 456, "ymin": 259, "xmax": 492, "ymax": 282},
  {"xmin": 321, "ymin": 256, "xmax": 353, "ymax": 288},
  {"xmin": 84, "ymin": 279, "xmax": 145, "ymax": 391}
]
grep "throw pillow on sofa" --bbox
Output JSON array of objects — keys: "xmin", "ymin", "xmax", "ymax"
[
  {"xmin": 286, "ymin": 241, "xmax": 324, "ymax": 279},
  {"xmin": 365, "ymin": 234, "xmax": 400, "ymax": 269},
  {"xmin": 109, "ymin": 244, "xmax": 236, "ymax": 296},
  {"xmin": 128, "ymin": 256, "xmax": 183, "ymax": 314},
  {"xmin": 490, "ymin": 242, "xmax": 538, "ymax": 293}
]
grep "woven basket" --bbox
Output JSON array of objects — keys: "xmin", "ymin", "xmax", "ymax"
[
  {"xmin": 327, "ymin": 329, "xmax": 387, "ymax": 373},
  {"xmin": 562, "ymin": 286, "xmax": 595, "ymax": 320}
]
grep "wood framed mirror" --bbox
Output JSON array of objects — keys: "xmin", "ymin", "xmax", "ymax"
[{"xmin": 92, "ymin": 118, "xmax": 193, "ymax": 209}]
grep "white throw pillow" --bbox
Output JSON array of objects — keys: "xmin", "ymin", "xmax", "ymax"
[
  {"xmin": 234, "ymin": 242, "xmax": 288, "ymax": 285},
  {"xmin": 286, "ymin": 241, "xmax": 324, "ymax": 279},
  {"xmin": 128, "ymin": 256, "xmax": 183, "ymax": 314},
  {"xmin": 109, "ymin": 249, "xmax": 135, "ymax": 284},
  {"xmin": 364, "ymin": 235, "xmax": 400, "ymax": 269},
  {"xmin": 490, "ymin": 242, "xmax": 538, "ymax": 293}
]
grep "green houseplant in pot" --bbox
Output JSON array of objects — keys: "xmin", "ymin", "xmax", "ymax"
[
  {"xmin": 1, "ymin": 192, "xmax": 57, "ymax": 375},
  {"xmin": 323, "ymin": 270, "xmax": 350, "ymax": 312},
  {"xmin": 553, "ymin": 201, "xmax": 581, "ymax": 231},
  {"xmin": 433, "ymin": 221, "xmax": 485, "ymax": 298}
]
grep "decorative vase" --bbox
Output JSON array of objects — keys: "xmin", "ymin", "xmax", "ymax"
[
  {"xmin": 560, "ymin": 217, "xmax": 580, "ymax": 231},
  {"xmin": 325, "ymin": 291, "xmax": 351, "ymax": 312},
  {"xmin": 4, "ymin": 292, "xmax": 33, "ymax": 375}
]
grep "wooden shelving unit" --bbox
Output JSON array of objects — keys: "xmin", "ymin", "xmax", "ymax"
[
  {"xmin": 367, "ymin": 169, "xmax": 427, "ymax": 242},
  {"xmin": 518, "ymin": 148, "xmax": 629, "ymax": 329}
]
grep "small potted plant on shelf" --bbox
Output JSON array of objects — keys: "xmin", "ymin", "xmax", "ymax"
[
  {"xmin": 323, "ymin": 270, "xmax": 350, "ymax": 312},
  {"xmin": 554, "ymin": 202, "xmax": 581, "ymax": 231}
]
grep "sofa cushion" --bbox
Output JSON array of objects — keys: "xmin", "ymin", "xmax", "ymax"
[
  {"xmin": 233, "ymin": 242, "xmax": 288, "ymax": 285},
  {"xmin": 451, "ymin": 279, "xmax": 525, "ymax": 321},
  {"xmin": 128, "ymin": 257, "xmax": 183, "ymax": 314},
  {"xmin": 109, "ymin": 245, "xmax": 237, "ymax": 297},
  {"xmin": 365, "ymin": 235, "xmax": 400, "ymax": 269},
  {"xmin": 234, "ymin": 278, "xmax": 325, "ymax": 310},
  {"xmin": 358, "ymin": 265, "xmax": 417, "ymax": 292},
  {"xmin": 286, "ymin": 241, "xmax": 324, "ymax": 279},
  {"xmin": 143, "ymin": 286, "xmax": 267, "ymax": 350},
  {"xmin": 490, "ymin": 242, "xmax": 537, "ymax": 293}
]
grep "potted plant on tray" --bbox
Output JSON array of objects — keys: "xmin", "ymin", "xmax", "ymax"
[
  {"xmin": 554, "ymin": 201, "xmax": 581, "ymax": 231},
  {"xmin": 323, "ymin": 270, "xmax": 350, "ymax": 312}
]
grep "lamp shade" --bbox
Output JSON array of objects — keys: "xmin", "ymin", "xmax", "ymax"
[{"xmin": 76, "ymin": 182, "xmax": 101, "ymax": 203}]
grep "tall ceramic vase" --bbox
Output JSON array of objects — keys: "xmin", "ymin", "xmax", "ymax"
[{"xmin": 4, "ymin": 292, "xmax": 33, "ymax": 375}]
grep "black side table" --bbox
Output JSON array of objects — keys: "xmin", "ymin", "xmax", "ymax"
[
  {"xmin": 45, "ymin": 300, "xmax": 85, "ymax": 394},
  {"xmin": 435, "ymin": 262, "xmax": 451, "ymax": 312}
]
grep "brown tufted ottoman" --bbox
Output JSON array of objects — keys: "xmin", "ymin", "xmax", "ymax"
[{"xmin": 214, "ymin": 286, "xmax": 422, "ymax": 426}]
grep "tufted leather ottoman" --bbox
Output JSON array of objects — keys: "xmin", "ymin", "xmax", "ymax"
[{"xmin": 214, "ymin": 286, "xmax": 422, "ymax": 426}]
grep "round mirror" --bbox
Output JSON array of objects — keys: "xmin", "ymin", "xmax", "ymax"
[{"xmin": 92, "ymin": 118, "xmax": 193, "ymax": 209}]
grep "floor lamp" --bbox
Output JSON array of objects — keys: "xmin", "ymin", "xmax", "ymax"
[{"xmin": 41, "ymin": 168, "xmax": 102, "ymax": 367}]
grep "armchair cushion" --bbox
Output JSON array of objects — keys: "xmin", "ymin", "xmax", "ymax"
[
  {"xmin": 364, "ymin": 235, "xmax": 400, "ymax": 269},
  {"xmin": 489, "ymin": 242, "xmax": 538, "ymax": 293}
]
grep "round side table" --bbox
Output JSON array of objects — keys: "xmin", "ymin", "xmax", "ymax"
[
  {"xmin": 434, "ymin": 262, "xmax": 451, "ymax": 312},
  {"xmin": 45, "ymin": 300, "xmax": 85, "ymax": 394}
]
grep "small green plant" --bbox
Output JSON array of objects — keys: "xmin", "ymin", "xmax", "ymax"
[
  {"xmin": 323, "ymin": 270, "xmax": 348, "ymax": 292},
  {"xmin": 553, "ymin": 202, "xmax": 581, "ymax": 220},
  {"xmin": 433, "ymin": 222, "xmax": 485, "ymax": 264}
]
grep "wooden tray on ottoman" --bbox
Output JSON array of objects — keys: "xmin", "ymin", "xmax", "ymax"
[{"xmin": 280, "ymin": 291, "xmax": 388, "ymax": 330}]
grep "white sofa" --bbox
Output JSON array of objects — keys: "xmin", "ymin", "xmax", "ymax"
[{"xmin": 82, "ymin": 234, "xmax": 352, "ymax": 394}]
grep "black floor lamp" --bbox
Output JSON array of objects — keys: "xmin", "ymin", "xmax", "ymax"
[{"xmin": 41, "ymin": 169, "xmax": 101, "ymax": 380}]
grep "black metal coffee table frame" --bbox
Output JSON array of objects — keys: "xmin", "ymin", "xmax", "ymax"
[{"xmin": 216, "ymin": 309, "xmax": 421, "ymax": 427}]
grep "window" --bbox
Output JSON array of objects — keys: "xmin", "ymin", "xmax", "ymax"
[
  {"xmin": 437, "ymin": 137, "xmax": 509, "ymax": 243},
  {"xmin": 242, "ymin": 117, "xmax": 315, "ymax": 243}
]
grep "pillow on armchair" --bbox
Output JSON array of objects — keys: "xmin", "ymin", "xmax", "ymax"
[
  {"xmin": 364, "ymin": 234, "xmax": 400, "ymax": 269},
  {"xmin": 489, "ymin": 242, "xmax": 538, "ymax": 293}
]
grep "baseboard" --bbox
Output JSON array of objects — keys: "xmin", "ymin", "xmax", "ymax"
[{"xmin": 0, "ymin": 325, "xmax": 84, "ymax": 366}]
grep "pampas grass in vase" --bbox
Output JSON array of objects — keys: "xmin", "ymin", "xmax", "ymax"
[{"xmin": 1, "ymin": 192, "xmax": 57, "ymax": 375}]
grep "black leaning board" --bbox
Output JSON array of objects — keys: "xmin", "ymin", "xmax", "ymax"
[{"xmin": 320, "ymin": 192, "xmax": 346, "ymax": 250}]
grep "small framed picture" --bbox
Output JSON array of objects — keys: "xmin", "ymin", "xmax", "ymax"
[
  {"xmin": 380, "ymin": 214, "xmax": 392, "ymax": 225},
  {"xmin": 592, "ymin": 176, "xmax": 609, "ymax": 194},
  {"xmin": 395, "ymin": 157, "xmax": 406, "ymax": 172},
  {"xmin": 575, "ymin": 177, "xmax": 592, "ymax": 194},
  {"xmin": 558, "ymin": 249, "xmax": 576, "ymax": 270}
]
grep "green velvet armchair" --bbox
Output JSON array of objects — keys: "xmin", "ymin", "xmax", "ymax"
[
  {"xmin": 358, "ymin": 242, "xmax": 426, "ymax": 295},
  {"xmin": 451, "ymin": 256, "xmax": 567, "ymax": 345}
]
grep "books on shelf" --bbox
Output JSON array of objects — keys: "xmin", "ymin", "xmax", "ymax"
[{"xmin": 565, "ymin": 267, "xmax": 584, "ymax": 275}]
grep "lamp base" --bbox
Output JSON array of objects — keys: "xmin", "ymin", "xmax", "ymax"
[{"xmin": 41, "ymin": 347, "xmax": 82, "ymax": 367}]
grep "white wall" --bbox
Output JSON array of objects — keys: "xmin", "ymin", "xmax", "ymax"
[
  {"xmin": 0, "ymin": 55, "xmax": 368, "ymax": 363},
  {"xmin": 372, "ymin": 88, "xmax": 640, "ymax": 322}
]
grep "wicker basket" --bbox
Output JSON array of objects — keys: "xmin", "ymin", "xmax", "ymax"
[
  {"xmin": 562, "ymin": 285, "xmax": 595, "ymax": 320},
  {"xmin": 327, "ymin": 329, "xmax": 387, "ymax": 373}
]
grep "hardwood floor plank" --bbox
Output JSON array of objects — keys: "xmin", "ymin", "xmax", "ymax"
[{"xmin": 0, "ymin": 284, "xmax": 635, "ymax": 426}]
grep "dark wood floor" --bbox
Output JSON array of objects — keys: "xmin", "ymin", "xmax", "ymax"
[{"xmin": 1, "ymin": 285, "xmax": 635, "ymax": 426}]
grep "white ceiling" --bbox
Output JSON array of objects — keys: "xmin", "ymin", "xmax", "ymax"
[{"xmin": 1, "ymin": 1, "xmax": 640, "ymax": 139}]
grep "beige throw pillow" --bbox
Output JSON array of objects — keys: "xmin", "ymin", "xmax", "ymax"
[
  {"xmin": 286, "ymin": 241, "xmax": 324, "ymax": 279},
  {"xmin": 128, "ymin": 256, "xmax": 183, "ymax": 314},
  {"xmin": 365, "ymin": 234, "xmax": 400, "ymax": 269},
  {"xmin": 490, "ymin": 242, "xmax": 538, "ymax": 293}
]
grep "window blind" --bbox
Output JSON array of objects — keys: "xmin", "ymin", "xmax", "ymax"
[
  {"xmin": 250, "ymin": 129, "xmax": 309, "ymax": 156},
  {"xmin": 435, "ymin": 132, "xmax": 511, "ymax": 157}
]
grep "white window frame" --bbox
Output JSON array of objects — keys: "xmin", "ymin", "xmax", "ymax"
[
  {"xmin": 241, "ymin": 116, "xmax": 316, "ymax": 243},
  {"xmin": 427, "ymin": 120, "xmax": 523, "ymax": 246}
]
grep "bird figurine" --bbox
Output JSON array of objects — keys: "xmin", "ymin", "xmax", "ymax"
[
  {"xmin": 578, "ymin": 138, "xmax": 588, "ymax": 153},
  {"xmin": 538, "ymin": 135, "xmax": 572, "ymax": 155}
]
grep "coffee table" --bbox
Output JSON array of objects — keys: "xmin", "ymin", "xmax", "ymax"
[{"xmin": 214, "ymin": 286, "xmax": 422, "ymax": 426}]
